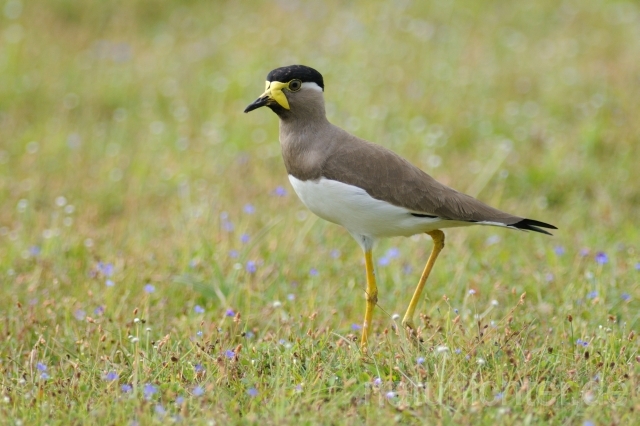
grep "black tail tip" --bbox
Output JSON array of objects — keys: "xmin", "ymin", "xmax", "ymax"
[{"xmin": 512, "ymin": 218, "xmax": 557, "ymax": 235}]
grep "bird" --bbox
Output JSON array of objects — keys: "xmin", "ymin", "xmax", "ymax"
[{"xmin": 244, "ymin": 65, "xmax": 556, "ymax": 350}]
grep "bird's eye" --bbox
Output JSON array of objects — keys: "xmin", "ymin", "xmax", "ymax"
[{"xmin": 288, "ymin": 79, "xmax": 302, "ymax": 92}]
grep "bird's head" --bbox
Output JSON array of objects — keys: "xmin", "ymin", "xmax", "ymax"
[{"xmin": 244, "ymin": 65, "xmax": 325, "ymax": 117}]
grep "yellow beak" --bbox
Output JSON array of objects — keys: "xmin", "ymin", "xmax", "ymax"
[{"xmin": 244, "ymin": 81, "xmax": 290, "ymax": 113}]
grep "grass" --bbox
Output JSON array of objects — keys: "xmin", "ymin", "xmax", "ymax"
[{"xmin": 1, "ymin": 0, "xmax": 639, "ymax": 424}]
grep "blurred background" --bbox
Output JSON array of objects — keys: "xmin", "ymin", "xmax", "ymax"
[{"xmin": 1, "ymin": 0, "xmax": 639, "ymax": 319}]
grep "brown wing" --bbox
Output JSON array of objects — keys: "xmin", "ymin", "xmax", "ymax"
[{"xmin": 321, "ymin": 128, "xmax": 530, "ymax": 226}]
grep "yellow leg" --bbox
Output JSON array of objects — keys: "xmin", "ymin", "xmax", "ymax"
[
  {"xmin": 360, "ymin": 249, "xmax": 378, "ymax": 350},
  {"xmin": 402, "ymin": 230, "xmax": 445, "ymax": 330}
]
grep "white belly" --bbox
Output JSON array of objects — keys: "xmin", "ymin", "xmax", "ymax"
[{"xmin": 288, "ymin": 175, "xmax": 461, "ymax": 239}]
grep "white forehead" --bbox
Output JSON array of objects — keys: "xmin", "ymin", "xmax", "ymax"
[{"xmin": 302, "ymin": 82, "xmax": 323, "ymax": 92}]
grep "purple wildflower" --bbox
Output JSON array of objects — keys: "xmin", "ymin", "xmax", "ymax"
[
  {"xmin": 622, "ymin": 293, "xmax": 631, "ymax": 301},
  {"xmin": 194, "ymin": 364, "xmax": 204, "ymax": 373},
  {"xmin": 373, "ymin": 377, "xmax": 382, "ymax": 386},
  {"xmin": 194, "ymin": 305, "xmax": 205, "ymax": 314},
  {"xmin": 246, "ymin": 261, "xmax": 257, "ymax": 274},
  {"xmin": 224, "ymin": 349, "xmax": 235, "ymax": 359},
  {"xmin": 330, "ymin": 249, "xmax": 341, "ymax": 259},
  {"xmin": 402, "ymin": 264, "xmax": 413, "ymax": 274},
  {"xmin": 580, "ymin": 248, "xmax": 590, "ymax": 257},
  {"xmin": 468, "ymin": 289, "xmax": 476, "ymax": 295},
  {"xmin": 386, "ymin": 248, "xmax": 400, "ymax": 258},
  {"xmin": 635, "ymin": 263, "xmax": 640, "ymax": 271},
  {"xmin": 143, "ymin": 383, "xmax": 158, "ymax": 399},
  {"xmin": 144, "ymin": 284, "xmax": 155, "ymax": 293},
  {"xmin": 94, "ymin": 305, "xmax": 105, "ymax": 315},
  {"xmin": 154, "ymin": 405, "xmax": 166, "ymax": 416},
  {"xmin": 587, "ymin": 291, "xmax": 598, "ymax": 299},
  {"xmin": 309, "ymin": 267, "xmax": 319, "ymax": 277},
  {"xmin": 455, "ymin": 348, "xmax": 462, "ymax": 354},
  {"xmin": 595, "ymin": 252, "xmax": 608, "ymax": 264},
  {"xmin": 36, "ymin": 363, "xmax": 47, "ymax": 372},
  {"xmin": 243, "ymin": 204, "xmax": 255, "ymax": 214},
  {"xmin": 287, "ymin": 293, "xmax": 295, "ymax": 301},
  {"xmin": 225, "ymin": 308, "xmax": 235, "ymax": 317},
  {"xmin": 378, "ymin": 257, "xmax": 390, "ymax": 266},
  {"xmin": 417, "ymin": 357, "xmax": 425, "ymax": 365},
  {"xmin": 576, "ymin": 339, "xmax": 589, "ymax": 347},
  {"xmin": 222, "ymin": 220, "xmax": 234, "ymax": 232},
  {"xmin": 106, "ymin": 279, "xmax": 115, "ymax": 287},
  {"xmin": 386, "ymin": 391, "xmax": 396, "ymax": 399},
  {"xmin": 121, "ymin": 384, "xmax": 133, "ymax": 393},
  {"xmin": 273, "ymin": 186, "xmax": 287, "ymax": 197},
  {"xmin": 193, "ymin": 386, "xmax": 204, "ymax": 397},
  {"xmin": 229, "ymin": 249, "xmax": 239, "ymax": 258},
  {"xmin": 40, "ymin": 373, "xmax": 50, "ymax": 380},
  {"xmin": 104, "ymin": 371, "xmax": 118, "ymax": 381},
  {"xmin": 175, "ymin": 396, "xmax": 185, "ymax": 405},
  {"xmin": 74, "ymin": 309, "xmax": 86, "ymax": 321},
  {"xmin": 240, "ymin": 233, "xmax": 250, "ymax": 243},
  {"xmin": 196, "ymin": 331, "xmax": 203, "ymax": 337},
  {"xmin": 351, "ymin": 323, "xmax": 362, "ymax": 330},
  {"xmin": 29, "ymin": 246, "xmax": 41, "ymax": 256},
  {"xmin": 553, "ymin": 246, "xmax": 565, "ymax": 256},
  {"xmin": 247, "ymin": 387, "xmax": 258, "ymax": 397}
]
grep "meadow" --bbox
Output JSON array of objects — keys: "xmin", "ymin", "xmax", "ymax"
[{"xmin": 1, "ymin": 0, "xmax": 639, "ymax": 424}]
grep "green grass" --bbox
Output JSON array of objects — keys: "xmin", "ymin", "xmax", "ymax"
[{"xmin": 1, "ymin": 0, "xmax": 639, "ymax": 424}]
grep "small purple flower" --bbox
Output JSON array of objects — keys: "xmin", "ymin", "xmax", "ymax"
[
  {"xmin": 225, "ymin": 349, "xmax": 235, "ymax": 359},
  {"xmin": 106, "ymin": 279, "xmax": 115, "ymax": 287},
  {"xmin": 104, "ymin": 371, "xmax": 118, "ymax": 381},
  {"xmin": 287, "ymin": 293, "xmax": 295, "ymax": 301},
  {"xmin": 386, "ymin": 391, "xmax": 396, "ymax": 399},
  {"xmin": 402, "ymin": 264, "xmax": 413, "ymax": 274},
  {"xmin": 595, "ymin": 252, "xmax": 608, "ymax": 264},
  {"xmin": 553, "ymin": 246, "xmax": 565, "ymax": 256},
  {"xmin": 40, "ymin": 373, "xmax": 50, "ymax": 380},
  {"xmin": 194, "ymin": 364, "xmax": 204, "ymax": 373},
  {"xmin": 576, "ymin": 339, "xmax": 589, "ymax": 347},
  {"xmin": 154, "ymin": 405, "xmax": 166, "ymax": 416},
  {"xmin": 378, "ymin": 257, "xmax": 390, "ymax": 266},
  {"xmin": 222, "ymin": 220, "xmax": 234, "ymax": 232},
  {"xmin": 240, "ymin": 233, "xmax": 250, "ymax": 244},
  {"xmin": 386, "ymin": 248, "xmax": 400, "ymax": 258},
  {"xmin": 373, "ymin": 377, "xmax": 382, "ymax": 387},
  {"xmin": 29, "ymin": 246, "xmax": 41, "ymax": 256},
  {"xmin": 246, "ymin": 261, "xmax": 257, "ymax": 274},
  {"xmin": 455, "ymin": 348, "xmax": 461, "ymax": 354},
  {"xmin": 587, "ymin": 291, "xmax": 598, "ymax": 299},
  {"xmin": 193, "ymin": 386, "xmax": 204, "ymax": 397},
  {"xmin": 247, "ymin": 387, "xmax": 258, "ymax": 397},
  {"xmin": 468, "ymin": 289, "xmax": 476, "ymax": 295},
  {"xmin": 243, "ymin": 204, "xmax": 255, "ymax": 214},
  {"xmin": 351, "ymin": 323, "xmax": 362, "ymax": 330},
  {"xmin": 622, "ymin": 293, "xmax": 631, "ymax": 301},
  {"xmin": 635, "ymin": 263, "xmax": 640, "ymax": 271},
  {"xmin": 196, "ymin": 330, "xmax": 203, "ymax": 337},
  {"xmin": 194, "ymin": 305, "xmax": 205, "ymax": 314},
  {"xmin": 580, "ymin": 248, "xmax": 590, "ymax": 257},
  {"xmin": 229, "ymin": 249, "xmax": 239, "ymax": 258},
  {"xmin": 495, "ymin": 392, "xmax": 504, "ymax": 401},
  {"xmin": 295, "ymin": 384, "xmax": 303, "ymax": 392},
  {"xmin": 309, "ymin": 267, "xmax": 319, "ymax": 277},
  {"xmin": 99, "ymin": 262, "xmax": 114, "ymax": 277},
  {"xmin": 121, "ymin": 384, "xmax": 133, "ymax": 393},
  {"xmin": 36, "ymin": 363, "xmax": 47, "ymax": 372},
  {"xmin": 417, "ymin": 357, "xmax": 425, "ymax": 365},
  {"xmin": 330, "ymin": 249, "xmax": 341, "ymax": 259},
  {"xmin": 175, "ymin": 396, "xmax": 185, "ymax": 405},
  {"xmin": 583, "ymin": 421, "xmax": 595, "ymax": 426},
  {"xmin": 74, "ymin": 309, "xmax": 86, "ymax": 321},
  {"xmin": 144, "ymin": 284, "xmax": 155, "ymax": 293},
  {"xmin": 245, "ymin": 331, "xmax": 255, "ymax": 339},
  {"xmin": 454, "ymin": 308, "xmax": 459, "ymax": 314},
  {"xmin": 94, "ymin": 305, "xmax": 105, "ymax": 315},
  {"xmin": 143, "ymin": 383, "xmax": 158, "ymax": 399},
  {"xmin": 273, "ymin": 186, "xmax": 287, "ymax": 197},
  {"xmin": 225, "ymin": 308, "xmax": 235, "ymax": 317}
]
